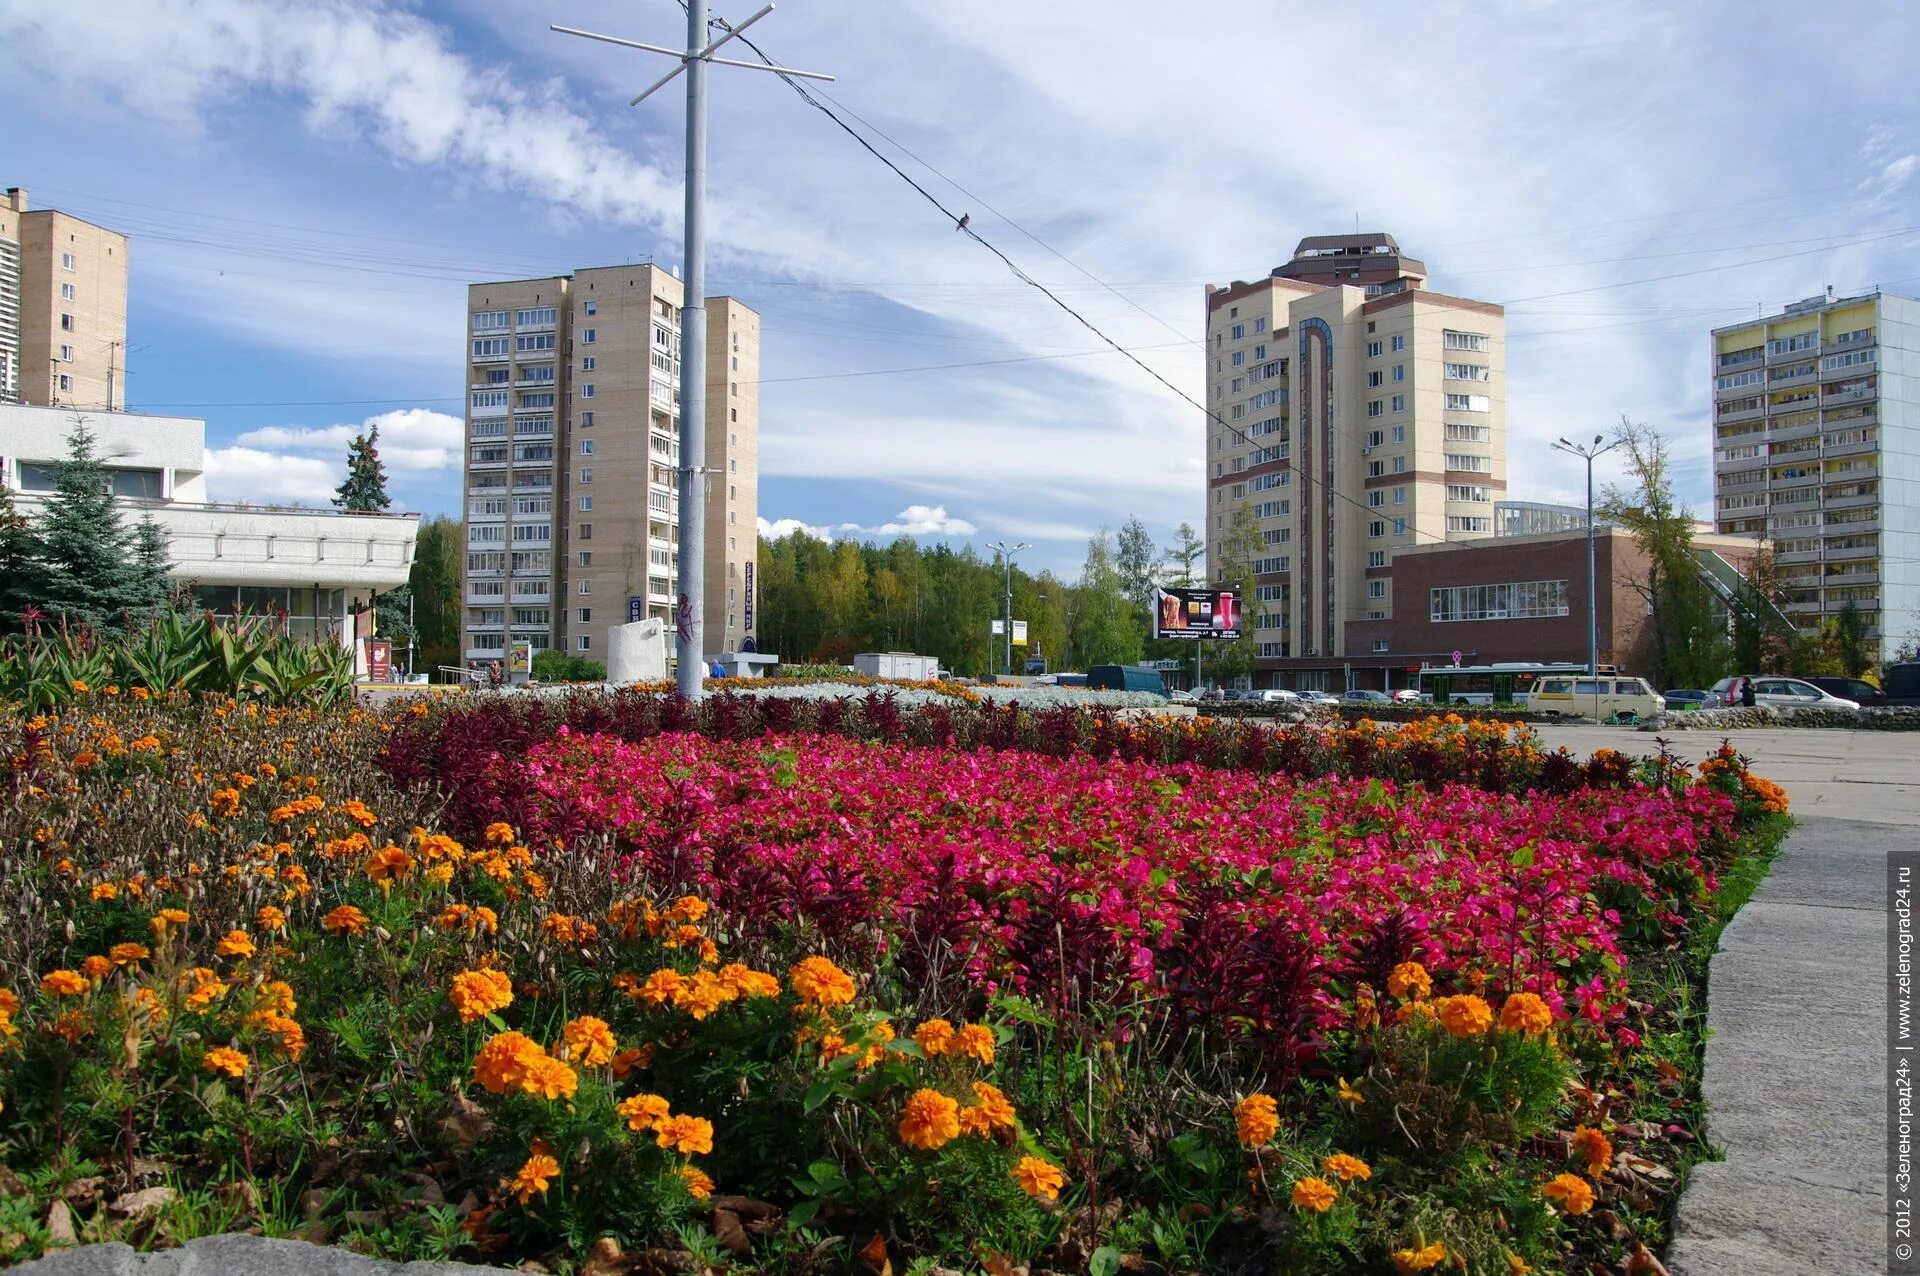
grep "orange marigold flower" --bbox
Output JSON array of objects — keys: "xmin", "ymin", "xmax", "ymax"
[
  {"xmin": 1570, "ymin": 1125, "xmax": 1613, "ymax": 1178},
  {"xmin": 1499, "ymin": 991, "xmax": 1554, "ymax": 1035},
  {"xmin": 913, "ymin": 1018, "xmax": 956, "ymax": 1056},
  {"xmin": 321, "ymin": 905, "xmax": 368, "ymax": 936},
  {"xmin": 341, "ymin": 799, "xmax": 378, "ymax": 828},
  {"xmin": 715, "ymin": 963, "xmax": 781, "ymax": 999},
  {"xmin": 561, "ymin": 1015, "xmax": 617, "ymax": 1067},
  {"xmin": 251, "ymin": 1012, "xmax": 307, "ymax": 1060},
  {"xmin": 672, "ymin": 970, "xmax": 736, "ymax": 1021},
  {"xmin": 1234, "ymin": 1093, "xmax": 1280, "ymax": 1149},
  {"xmin": 954, "ymin": 1022, "xmax": 995, "ymax": 1065},
  {"xmin": 957, "ymin": 1080, "xmax": 1017, "ymax": 1136},
  {"xmin": 1392, "ymin": 1242, "xmax": 1448, "ymax": 1273},
  {"xmin": 609, "ymin": 1045, "xmax": 654, "ymax": 1080},
  {"xmin": 90, "ymin": 882, "xmax": 119, "ymax": 901},
  {"xmin": 40, "ymin": 969, "xmax": 89, "ymax": 997},
  {"xmin": 665, "ymin": 895, "xmax": 708, "ymax": 924},
  {"xmin": 898, "ymin": 1088, "xmax": 961, "ymax": 1151},
  {"xmin": 1323, "ymin": 1153, "xmax": 1371, "ymax": 1182},
  {"xmin": 1011, "ymin": 1155, "xmax": 1064, "ymax": 1202},
  {"xmin": 677, "ymin": 1165, "xmax": 715, "ymax": 1201},
  {"xmin": 1435, "ymin": 994, "xmax": 1493, "ymax": 1038},
  {"xmin": 449, "ymin": 968, "xmax": 515, "ymax": 1023},
  {"xmin": 1386, "ymin": 961, "xmax": 1431, "ymax": 1001},
  {"xmin": 511, "ymin": 1152, "xmax": 560, "ymax": 1204},
  {"xmin": 616, "ymin": 1092, "xmax": 671, "ymax": 1133},
  {"xmin": 185, "ymin": 979, "xmax": 229, "ymax": 1011},
  {"xmin": 1539, "ymin": 1172, "xmax": 1595, "ymax": 1215},
  {"xmin": 654, "ymin": 1113, "xmax": 714, "ymax": 1155},
  {"xmin": 149, "ymin": 908, "xmax": 190, "ymax": 937},
  {"xmin": 636, "ymin": 968, "xmax": 686, "ymax": 1007},
  {"xmin": 108, "ymin": 942, "xmax": 149, "ymax": 967},
  {"xmin": 255, "ymin": 906, "xmax": 286, "ymax": 932},
  {"xmin": 472, "ymin": 1030, "xmax": 543, "ymax": 1094},
  {"xmin": 366, "ymin": 845, "xmax": 414, "ymax": 882},
  {"xmin": 484, "ymin": 821, "xmax": 517, "ymax": 846},
  {"xmin": 1290, "ymin": 1176, "xmax": 1337, "ymax": 1213},
  {"xmin": 80, "ymin": 955, "xmax": 113, "ymax": 981},
  {"xmin": 789, "ymin": 956, "xmax": 856, "ymax": 1008},
  {"xmin": 202, "ymin": 1046, "xmax": 250, "ymax": 1077},
  {"xmin": 215, "ymin": 929, "xmax": 256, "ymax": 959},
  {"xmin": 519, "ymin": 1053, "xmax": 579, "ymax": 1102},
  {"xmin": 258, "ymin": 980, "xmax": 297, "ymax": 1016}
]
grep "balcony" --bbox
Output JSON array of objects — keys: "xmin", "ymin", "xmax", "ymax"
[
  {"xmin": 1825, "ymin": 541, "xmax": 1879, "ymax": 560},
  {"xmin": 1716, "ymin": 403, "xmax": 1765, "ymax": 425},
  {"xmin": 1766, "ymin": 342, "xmax": 1818, "ymax": 366},
  {"xmin": 471, "ymin": 351, "xmax": 509, "ymax": 365},
  {"xmin": 1765, "ymin": 417, "xmax": 1820, "ymax": 444},
  {"xmin": 1822, "ymin": 436, "xmax": 1877, "ymax": 459},
  {"xmin": 1774, "ymin": 548, "xmax": 1820, "ymax": 565},
  {"xmin": 510, "ymin": 589, "xmax": 552, "ymax": 605},
  {"xmin": 1824, "ymin": 491, "xmax": 1878, "ymax": 511},
  {"xmin": 1822, "ymin": 385, "xmax": 1876, "ymax": 407}
]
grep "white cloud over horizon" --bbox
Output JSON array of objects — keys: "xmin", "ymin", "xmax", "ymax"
[{"xmin": 236, "ymin": 408, "xmax": 463, "ymax": 473}]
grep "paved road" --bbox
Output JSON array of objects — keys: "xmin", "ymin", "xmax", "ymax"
[{"xmin": 1561, "ymin": 725, "xmax": 1914, "ymax": 1274}]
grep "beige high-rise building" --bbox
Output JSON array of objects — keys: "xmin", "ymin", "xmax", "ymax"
[
  {"xmin": 1204, "ymin": 234, "xmax": 1507, "ymax": 689},
  {"xmin": 0, "ymin": 188, "xmax": 130, "ymax": 410},
  {"xmin": 461, "ymin": 266, "xmax": 758, "ymax": 668}
]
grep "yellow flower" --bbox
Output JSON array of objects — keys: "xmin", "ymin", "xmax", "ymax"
[
  {"xmin": 957, "ymin": 1080, "xmax": 1017, "ymax": 1135},
  {"xmin": 715, "ymin": 963, "xmax": 781, "ymax": 999},
  {"xmin": 954, "ymin": 1022, "xmax": 995, "ymax": 1065},
  {"xmin": 898, "ymin": 1088, "xmax": 961, "ymax": 1151},
  {"xmin": 789, "ymin": 956, "xmax": 856, "ymax": 1008},
  {"xmin": 472, "ymin": 1031, "xmax": 543, "ymax": 1095},
  {"xmin": 1336, "ymin": 1076, "xmax": 1365, "ymax": 1106},
  {"xmin": 1570, "ymin": 1125, "xmax": 1613, "ymax": 1178},
  {"xmin": 654, "ymin": 1113, "xmax": 714, "ymax": 1155},
  {"xmin": 255, "ymin": 906, "xmax": 286, "ymax": 932},
  {"xmin": 185, "ymin": 979, "xmax": 230, "ymax": 1011},
  {"xmin": 202, "ymin": 1046, "xmax": 250, "ymax": 1077},
  {"xmin": 636, "ymin": 968, "xmax": 686, "ymax": 1007},
  {"xmin": 215, "ymin": 929, "xmax": 256, "ymax": 959},
  {"xmin": 40, "ymin": 969, "xmax": 90, "ymax": 997},
  {"xmin": 1387, "ymin": 961, "xmax": 1431, "ymax": 1001},
  {"xmin": 561, "ymin": 1015, "xmax": 617, "ymax": 1067},
  {"xmin": 109, "ymin": 942, "xmax": 150, "ymax": 967},
  {"xmin": 365, "ymin": 844, "xmax": 415, "ymax": 882},
  {"xmin": 617, "ymin": 1093, "xmax": 671, "ymax": 1133},
  {"xmin": 1539, "ymin": 1172, "xmax": 1595, "ymax": 1215},
  {"xmin": 511, "ymin": 1152, "xmax": 560, "ymax": 1203},
  {"xmin": 1290, "ymin": 1176, "xmax": 1337, "ymax": 1213},
  {"xmin": 1011, "ymin": 1155, "xmax": 1064, "ymax": 1202},
  {"xmin": 519, "ymin": 1053, "xmax": 579, "ymax": 1102},
  {"xmin": 678, "ymin": 1165, "xmax": 715, "ymax": 1201},
  {"xmin": 913, "ymin": 1018, "xmax": 956, "ymax": 1056},
  {"xmin": 1392, "ymin": 1242, "xmax": 1448, "ymax": 1273},
  {"xmin": 1499, "ymin": 991, "xmax": 1554, "ymax": 1035},
  {"xmin": 149, "ymin": 907, "xmax": 190, "ymax": 938},
  {"xmin": 1436, "ymin": 994, "xmax": 1493, "ymax": 1038},
  {"xmin": 671, "ymin": 970, "xmax": 736, "ymax": 1020},
  {"xmin": 1506, "ymin": 1255, "xmax": 1532, "ymax": 1274},
  {"xmin": 448, "ymin": 968, "xmax": 515, "ymax": 1023},
  {"xmin": 1322, "ymin": 1153, "xmax": 1371, "ymax": 1182},
  {"xmin": 1234, "ymin": 1094, "xmax": 1279, "ymax": 1149}
]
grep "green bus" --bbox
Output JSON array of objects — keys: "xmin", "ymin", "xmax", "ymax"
[{"xmin": 1415, "ymin": 662, "xmax": 1607, "ymax": 706}]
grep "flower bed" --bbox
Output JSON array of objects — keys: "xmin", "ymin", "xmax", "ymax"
[{"xmin": 0, "ymin": 692, "xmax": 1789, "ymax": 1274}]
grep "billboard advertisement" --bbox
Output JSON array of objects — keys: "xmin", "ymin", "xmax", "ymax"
[{"xmin": 1153, "ymin": 587, "xmax": 1242, "ymax": 641}]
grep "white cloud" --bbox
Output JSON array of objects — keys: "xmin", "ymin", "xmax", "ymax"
[
  {"xmin": 862, "ymin": 505, "xmax": 977, "ymax": 537},
  {"xmin": 203, "ymin": 446, "xmax": 340, "ymax": 505},
  {"xmin": 236, "ymin": 408, "xmax": 463, "ymax": 472},
  {"xmin": 757, "ymin": 516, "xmax": 832, "ymax": 542}
]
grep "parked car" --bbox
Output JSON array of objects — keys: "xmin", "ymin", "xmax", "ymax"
[
  {"xmin": 1299, "ymin": 690, "xmax": 1342, "ymax": 706},
  {"xmin": 1707, "ymin": 675, "xmax": 1859, "ymax": 713},
  {"xmin": 1662, "ymin": 689, "xmax": 1713, "ymax": 711},
  {"xmin": 1803, "ymin": 676, "xmax": 1887, "ymax": 708},
  {"xmin": 1258, "ymin": 689, "xmax": 1301, "ymax": 703},
  {"xmin": 1168, "ymin": 688, "xmax": 1197, "ymax": 704},
  {"xmin": 1885, "ymin": 663, "xmax": 1920, "ymax": 708},
  {"xmin": 1391, "ymin": 689, "xmax": 1423, "ymax": 704},
  {"xmin": 1343, "ymin": 689, "xmax": 1393, "ymax": 704},
  {"xmin": 1086, "ymin": 665, "xmax": 1166, "ymax": 695},
  {"xmin": 1530, "ymin": 675, "xmax": 1665, "ymax": 722}
]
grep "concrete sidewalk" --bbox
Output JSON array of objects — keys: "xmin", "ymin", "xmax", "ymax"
[{"xmin": 1664, "ymin": 816, "xmax": 1891, "ymax": 1276}]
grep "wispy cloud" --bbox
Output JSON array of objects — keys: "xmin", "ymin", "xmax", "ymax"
[
  {"xmin": 236, "ymin": 408, "xmax": 463, "ymax": 472},
  {"xmin": 203, "ymin": 446, "xmax": 339, "ymax": 505}
]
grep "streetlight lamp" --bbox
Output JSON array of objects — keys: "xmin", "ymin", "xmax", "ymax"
[
  {"xmin": 986, "ymin": 540, "xmax": 1030, "ymax": 675},
  {"xmin": 1551, "ymin": 434, "xmax": 1622, "ymax": 680}
]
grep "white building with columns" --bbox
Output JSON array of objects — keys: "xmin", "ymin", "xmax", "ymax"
[{"xmin": 1, "ymin": 403, "xmax": 418, "ymax": 662}]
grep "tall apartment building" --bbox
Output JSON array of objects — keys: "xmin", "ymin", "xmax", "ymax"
[
  {"xmin": 461, "ymin": 266, "xmax": 759, "ymax": 668},
  {"xmin": 1204, "ymin": 233, "xmax": 1507, "ymax": 689},
  {"xmin": 1710, "ymin": 290, "xmax": 1919, "ymax": 660},
  {"xmin": 0, "ymin": 188, "xmax": 130, "ymax": 410}
]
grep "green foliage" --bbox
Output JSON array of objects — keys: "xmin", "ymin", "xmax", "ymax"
[
  {"xmin": 531, "ymin": 649, "xmax": 607, "ymax": 683},
  {"xmin": 407, "ymin": 515, "xmax": 463, "ymax": 651},
  {"xmin": 1071, "ymin": 528, "xmax": 1142, "ymax": 667},
  {"xmin": 1114, "ymin": 516, "xmax": 1159, "ymax": 610},
  {"xmin": 0, "ymin": 481, "xmax": 40, "ymax": 632},
  {"xmin": 332, "ymin": 426, "xmax": 392, "ymax": 513},
  {"xmin": 1833, "ymin": 599, "xmax": 1872, "ymax": 677},
  {"xmin": 0, "ymin": 610, "xmax": 354, "ymax": 710}
]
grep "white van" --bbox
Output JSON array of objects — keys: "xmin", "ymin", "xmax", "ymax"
[{"xmin": 1529, "ymin": 675, "xmax": 1664, "ymax": 722}]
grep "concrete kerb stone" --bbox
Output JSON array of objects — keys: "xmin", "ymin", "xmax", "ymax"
[{"xmin": 16, "ymin": 1234, "xmax": 508, "ymax": 1274}]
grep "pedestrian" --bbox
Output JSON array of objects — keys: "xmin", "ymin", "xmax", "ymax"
[
  {"xmin": 488, "ymin": 660, "xmax": 503, "ymax": 690},
  {"xmin": 1740, "ymin": 676, "xmax": 1756, "ymax": 708}
]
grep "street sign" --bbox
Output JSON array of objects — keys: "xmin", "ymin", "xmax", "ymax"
[
  {"xmin": 743, "ymin": 562, "xmax": 754, "ymax": 632},
  {"xmin": 991, "ymin": 619, "xmax": 1005, "ymax": 636},
  {"xmin": 1012, "ymin": 620, "xmax": 1028, "ymax": 646},
  {"xmin": 1451, "ymin": 649, "xmax": 1463, "ymax": 666},
  {"xmin": 366, "ymin": 639, "xmax": 392, "ymax": 682},
  {"xmin": 629, "ymin": 596, "xmax": 645, "ymax": 624}
]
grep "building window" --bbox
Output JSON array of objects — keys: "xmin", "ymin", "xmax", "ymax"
[
  {"xmin": 59, "ymin": 344, "xmax": 73, "ymax": 362},
  {"xmin": 1392, "ymin": 456, "xmax": 1407, "ymax": 474},
  {"xmin": 579, "ymin": 524, "xmax": 592, "ymax": 541},
  {"xmin": 1366, "ymin": 340, "xmax": 1382, "ymax": 358},
  {"xmin": 1231, "ymin": 323, "xmax": 1244, "ymax": 339},
  {"xmin": 1373, "ymin": 638, "xmax": 1390, "ymax": 653},
  {"xmin": 579, "ymin": 579, "xmax": 592, "ymax": 594},
  {"xmin": 516, "ymin": 307, "xmax": 557, "ymax": 327},
  {"xmin": 1444, "ymin": 362, "xmax": 1491, "ymax": 382},
  {"xmin": 1430, "ymin": 580, "xmax": 1569, "ymax": 622},
  {"xmin": 582, "ymin": 384, "xmax": 595, "ymax": 398},
  {"xmin": 60, "ymin": 313, "xmax": 74, "ymax": 331},
  {"xmin": 583, "ymin": 329, "xmax": 596, "ymax": 344},
  {"xmin": 580, "ymin": 440, "xmax": 594, "ymax": 455},
  {"xmin": 578, "ymin": 551, "xmax": 592, "ymax": 566},
  {"xmin": 584, "ymin": 300, "xmax": 597, "ymax": 316},
  {"xmin": 60, "ymin": 283, "xmax": 75, "ymax": 301},
  {"xmin": 60, "ymin": 252, "xmax": 76, "ymax": 271},
  {"xmin": 581, "ymin": 356, "xmax": 595, "ymax": 370},
  {"xmin": 1368, "ymin": 520, "xmax": 1385, "ymax": 538},
  {"xmin": 579, "ymin": 636, "xmax": 592, "ymax": 651},
  {"xmin": 1391, "ymin": 424, "xmax": 1406, "ymax": 443},
  {"xmin": 731, "ymin": 382, "xmax": 738, "ymax": 396},
  {"xmin": 1367, "ymin": 580, "xmax": 1386, "ymax": 599},
  {"xmin": 1446, "ymin": 516, "xmax": 1495, "ymax": 534},
  {"xmin": 579, "ymin": 496, "xmax": 593, "ymax": 511},
  {"xmin": 473, "ymin": 310, "xmax": 509, "ymax": 330},
  {"xmin": 1445, "ymin": 453, "xmax": 1493, "ymax": 473},
  {"xmin": 1367, "ymin": 370, "xmax": 1382, "ymax": 387},
  {"xmin": 1393, "ymin": 487, "xmax": 1406, "ymax": 505},
  {"xmin": 579, "ymin": 608, "xmax": 592, "ymax": 623},
  {"xmin": 580, "ymin": 468, "xmax": 593, "ymax": 484},
  {"xmin": 580, "ymin": 411, "xmax": 594, "ymax": 428},
  {"xmin": 1443, "ymin": 330, "xmax": 1491, "ymax": 353},
  {"xmin": 1367, "ymin": 551, "xmax": 1386, "ymax": 567},
  {"xmin": 1391, "ymin": 334, "xmax": 1405, "ymax": 352},
  {"xmin": 1368, "ymin": 491, "xmax": 1385, "ymax": 507},
  {"xmin": 1392, "ymin": 364, "xmax": 1405, "ymax": 382},
  {"xmin": 1445, "ymin": 393, "xmax": 1491, "ymax": 412},
  {"xmin": 57, "ymin": 374, "xmax": 72, "ymax": 393},
  {"xmin": 1253, "ymin": 318, "xmax": 1266, "ymax": 333},
  {"xmin": 1393, "ymin": 518, "xmax": 1407, "ymax": 536},
  {"xmin": 1367, "ymin": 400, "xmax": 1384, "ymax": 417}
]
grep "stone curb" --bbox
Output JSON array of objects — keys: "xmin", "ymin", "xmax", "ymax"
[{"xmin": 15, "ymin": 1234, "xmax": 508, "ymax": 1275}]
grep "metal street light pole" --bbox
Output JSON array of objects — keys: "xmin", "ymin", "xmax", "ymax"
[
  {"xmin": 1552, "ymin": 434, "xmax": 1623, "ymax": 681},
  {"xmin": 553, "ymin": 5, "xmax": 833, "ymax": 700},
  {"xmin": 986, "ymin": 540, "xmax": 1029, "ymax": 675}
]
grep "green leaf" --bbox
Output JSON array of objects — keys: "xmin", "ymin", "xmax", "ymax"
[
  {"xmin": 484, "ymin": 1011, "xmax": 508, "ymax": 1032},
  {"xmin": 1090, "ymin": 1247, "xmax": 1123, "ymax": 1276},
  {"xmin": 802, "ymin": 1079, "xmax": 833, "ymax": 1114},
  {"xmin": 1508, "ymin": 844, "xmax": 1536, "ymax": 869},
  {"xmin": 786, "ymin": 1200, "xmax": 819, "ymax": 1229}
]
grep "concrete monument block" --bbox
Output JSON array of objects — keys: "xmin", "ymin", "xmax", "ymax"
[{"xmin": 608, "ymin": 618, "xmax": 668, "ymax": 684}]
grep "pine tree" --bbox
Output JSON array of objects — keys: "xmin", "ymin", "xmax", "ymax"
[
  {"xmin": 1162, "ymin": 522, "xmax": 1206, "ymax": 586},
  {"xmin": 1115, "ymin": 516, "xmax": 1159, "ymax": 610},
  {"xmin": 0, "ymin": 482, "xmax": 41, "ymax": 632},
  {"xmin": 34, "ymin": 417, "xmax": 146, "ymax": 631},
  {"xmin": 130, "ymin": 516, "xmax": 174, "ymax": 617},
  {"xmin": 334, "ymin": 426, "xmax": 393, "ymax": 512}
]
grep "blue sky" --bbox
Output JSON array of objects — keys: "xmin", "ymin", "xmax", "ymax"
[{"xmin": 3, "ymin": 0, "xmax": 1918, "ymax": 575}]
